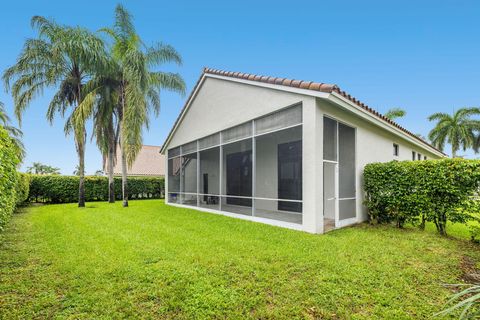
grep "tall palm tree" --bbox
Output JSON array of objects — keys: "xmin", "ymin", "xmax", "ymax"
[
  {"xmin": 0, "ymin": 101, "xmax": 25, "ymax": 161},
  {"xmin": 87, "ymin": 4, "xmax": 185, "ymax": 207},
  {"xmin": 428, "ymin": 108, "xmax": 480, "ymax": 158},
  {"xmin": 3, "ymin": 16, "xmax": 107, "ymax": 207},
  {"xmin": 384, "ymin": 107, "xmax": 407, "ymax": 120},
  {"xmin": 83, "ymin": 70, "xmax": 121, "ymax": 203}
]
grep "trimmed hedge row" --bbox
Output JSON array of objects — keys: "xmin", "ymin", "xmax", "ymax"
[
  {"xmin": 364, "ymin": 159, "xmax": 480, "ymax": 239},
  {"xmin": 15, "ymin": 173, "xmax": 30, "ymax": 206},
  {"xmin": 29, "ymin": 175, "xmax": 164, "ymax": 203},
  {"xmin": 0, "ymin": 127, "xmax": 21, "ymax": 231}
]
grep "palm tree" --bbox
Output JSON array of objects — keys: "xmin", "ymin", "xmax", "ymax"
[
  {"xmin": 86, "ymin": 4, "xmax": 185, "ymax": 207},
  {"xmin": 428, "ymin": 108, "xmax": 480, "ymax": 158},
  {"xmin": 0, "ymin": 101, "xmax": 25, "ymax": 161},
  {"xmin": 384, "ymin": 107, "xmax": 407, "ymax": 120},
  {"xmin": 27, "ymin": 162, "xmax": 60, "ymax": 175},
  {"xmin": 3, "ymin": 16, "xmax": 107, "ymax": 207},
  {"xmin": 80, "ymin": 66, "xmax": 121, "ymax": 203}
]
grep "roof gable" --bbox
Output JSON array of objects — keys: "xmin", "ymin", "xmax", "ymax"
[
  {"xmin": 109, "ymin": 145, "xmax": 165, "ymax": 176},
  {"xmin": 161, "ymin": 68, "xmax": 445, "ymax": 156}
]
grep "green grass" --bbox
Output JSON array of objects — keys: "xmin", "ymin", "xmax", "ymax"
[{"xmin": 0, "ymin": 200, "xmax": 478, "ymax": 319}]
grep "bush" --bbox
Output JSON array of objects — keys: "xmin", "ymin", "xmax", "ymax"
[
  {"xmin": 364, "ymin": 159, "xmax": 480, "ymax": 237},
  {"xmin": 0, "ymin": 127, "xmax": 20, "ymax": 231},
  {"xmin": 15, "ymin": 173, "xmax": 30, "ymax": 206},
  {"xmin": 29, "ymin": 175, "xmax": 164, "ymax": 203}
]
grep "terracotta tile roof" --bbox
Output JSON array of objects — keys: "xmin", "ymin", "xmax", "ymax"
[
  {"xmin": 203, "ymin": 67, "xmax": 339, "ymax": 93},
  {"xmin": 108, "ymin": 145, "xmax": 165, "ymax": 176},
  {"xmin": 161, "ymin": 68, "xmax": 445, "ymax": 156}
]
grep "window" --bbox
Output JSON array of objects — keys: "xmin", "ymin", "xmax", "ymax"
[
  {"xmin": 424, "ymin": 156, "xmax": 427, "ymax": 160},
  {"xmin": 199, "ymin": 133, "xmax": 220, "ymax": 150},
  {"xmin": 323, "ymin": 117, "xmax": 338, "ymax": 161},
  {"xmin": 417, "ymin": 153, "xmax": 422, "ymax": 161},
  {"xmin": 255, "ymin": 105, "xmax": 302, "ymax": 135},
  {"xmin": 180, "ymin": 152, "xmax": 197, "ymax": 205},
  {"xmin": 222, "ymin": 122, "xmax": 252, "ymax": 143},
  {"xmin": 168, "ymin": 147, "xmax": 180, "ymax": 158},
  {"xmin": 167, "ymin": 157, "xmax": 181, "ymax": 203},
  {"xmin": 222, "ymin": 139, "xmax": 252, "ymax": 213},
  {"xmin": 199, "ymin": 147, "xmax": 220, "ymax": 210},
  {"xmin": 393, "ymin": 144, "xmax": 399, "ymax": 156},
  {"xmin": 412, "ymin": 151, "xmax": 416, "ymax": 161},
  {"xmin": 338, "ymin": 123, "xmax": 356, "ymax": 221},
  {"xmin": 255, "ymin": 126, "xmax": 303, "ymax": 222}
]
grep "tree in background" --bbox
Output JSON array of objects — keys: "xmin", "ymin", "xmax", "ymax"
[
  {"xmin": 3, "ymin": 16, "xmax": 108, "ymax": 207},
  {"xmin": 428, "ymin": 108, "xmax": 480, "ymax": 158},
  {"xmin": 384, "ymin": 107, "xmax": 407, "ymax": 120},
  {"xmin": 27, "ymin": 162, "xmax": 60, "ymax": 175},
  {"xmin": 78, "ymin": 4, "xmax": 185, "ymax": 207},
  {"xmin": 0, "ymin": 101, "xmax": 25, "ymax": 161}
]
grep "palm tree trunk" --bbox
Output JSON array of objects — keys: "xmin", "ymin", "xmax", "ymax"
[
  {"xmin": 452, "ymin": 146, "xmax": 457, "ymax": 158},
  {"xmin": 121, "ymin": 143, "xmax": 128, "ymax": 207},
  {"xmin": 107, "ymin": 147, "xmax": 115, "ymax": 203},
  {"xmin": 76, "ymin": 79, "xmax": 86, "ymax": 208},
  {"xmin": 107, "ymin": 121, "xmax": 115, "ymax": 203},
  {"xmin": 77, "ymin": 133, "xmax": 86, "ymax": 207},
  {"xmin": 120, "ymin": 79, "xmax": 128, "ymax": 207}
]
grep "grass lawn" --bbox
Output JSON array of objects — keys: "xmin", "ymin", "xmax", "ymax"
[{"xmin": 0, "ymin": 200, "xmax": 479, "ymax": 319}]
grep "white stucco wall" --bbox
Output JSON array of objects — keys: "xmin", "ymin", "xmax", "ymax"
[
  {"xmin": 164, "ymin": 75, "xmax": 443, "ymax": 233},
  {"xmin": 168, "ymin": 77, "xmax": 307, "ymax": 148},
  {"xmin": 316, "ymin": 98, "xmax": 443, "ymax": 223}
]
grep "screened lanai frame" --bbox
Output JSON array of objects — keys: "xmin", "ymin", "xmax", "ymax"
[{"xmin": 167, "ymin": 103, "xmax": 304, "ymax": 225}]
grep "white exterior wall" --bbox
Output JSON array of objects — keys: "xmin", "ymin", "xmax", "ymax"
[
  {"xmin": 317, "ymin": 98, "xmax": 442, "ymax": 223},
  {"xmin": 163, "ymin": 75, "xmax": 443, "ymax": 234},
  {"xmin": 168, "ymin": 77, "xmax": 308, "ymax": 148}
]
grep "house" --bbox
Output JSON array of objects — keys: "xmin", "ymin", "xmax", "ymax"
[
  {"xmin": 106, "ymin": 145, "xmax": 165, "ymax": 177},
  {"xmin": 160, "ymin": 68, "xmax": 445, "ymax": 233}
]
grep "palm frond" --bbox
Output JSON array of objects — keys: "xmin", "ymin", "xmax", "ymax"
[
  {"xmin": 145, "ymin": 43, "xmax": 183, "ymax": 67},
  {"xmin": 384, "ymin": 107, "xmax": 406, "ymax": 120},
  {"xmin": 428, "ymin": 112, "xmax": 451, "ymax": 122}
]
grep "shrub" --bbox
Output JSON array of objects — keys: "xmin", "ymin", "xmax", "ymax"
[
  {"xmin": 15, "ymin": 173, "xmax": 30, "ymax": 206},
  {"xmin": 29, "ymin": 175, "xmax": 164, "ymax": 203},
  {"xmin": 364, "ymin": 159, "xmax": 480, "ymax": 237},
  {"xmin": 0, "ymin": 127, "xmax": 20, "ymax": 231}
]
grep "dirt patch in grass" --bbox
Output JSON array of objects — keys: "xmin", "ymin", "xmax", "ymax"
[{"xmin": 460, "ymin": 255, "xmax": 480, "ymax": 284}]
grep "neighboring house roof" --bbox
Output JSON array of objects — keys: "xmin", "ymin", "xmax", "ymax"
[
  {"xmin": 161, "ymin": 68, "xmax": 446, "ymax": 156},
  {"xmin": 107, "ymin": 145, "xmax": 165, "ymax": 176}
]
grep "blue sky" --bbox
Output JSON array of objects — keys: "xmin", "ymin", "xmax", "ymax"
[{"xmin": 1, "ymin": 0, "xmax": 479, "ymax": 174}]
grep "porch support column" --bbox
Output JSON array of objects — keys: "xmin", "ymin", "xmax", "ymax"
[
  {"xmin": 164, "ymin": 154, "xmax": 169, "ymax": 203},
  {"xmin": 302, "ymin": 97, "xmax": 324, "ymax": 233}
]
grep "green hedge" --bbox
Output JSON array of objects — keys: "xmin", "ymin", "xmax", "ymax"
[
  {"xmin": 0, "ymin": 127, "xmax": 20, "ymax": 231},
  {"xmin": 29, "ymin": 175, "xmax": 164, "ymax": 203},
  {"xmin": 364, "ymin": 159, "xmax": 480, "ymax": 238},
  {"xmin": 15, "ymin": 173, "xmax": 30, "ymax": 206}
]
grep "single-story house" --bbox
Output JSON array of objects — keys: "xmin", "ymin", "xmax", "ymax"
[
  {"xmin": 105, "ymin": 145, "xmax": 165, "ymax": 177},
  {"xmin": 160, "ymin": 68, "xmax": 445, "ymax": 233}
]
